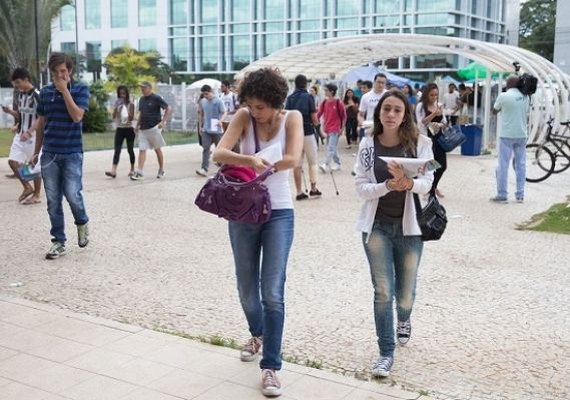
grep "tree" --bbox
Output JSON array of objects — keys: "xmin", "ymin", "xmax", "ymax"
[
  {"xmin": 103, "ymin": 47, "xmax": 173, "ymax": 93},
  {"xmin": 0, "ymin": 0, "xmax": 72, "ymax": 80},
  {"xmin": 519, "ymin": 0, "xmax": 556, "ymax": 61}
]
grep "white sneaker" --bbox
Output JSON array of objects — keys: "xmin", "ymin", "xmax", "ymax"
[
  {"xmin": 319, "ymin": 163, "xmax": 328, "ymax": 173},
  {"xmin": 261, "ymin": 369, "xmax": 282, "ymax": 397},
  {"xmin": 195, "ymin": 168, "xmax": 208, "ymax": 177},
  {"xmin": 330, "ymin": 163, "xmax": 341, "ymax": 171}
]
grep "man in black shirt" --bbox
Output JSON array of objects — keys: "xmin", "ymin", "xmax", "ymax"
[{"xmin": 131, "ymin": 81, "xmax": 172, "ymax": 180}]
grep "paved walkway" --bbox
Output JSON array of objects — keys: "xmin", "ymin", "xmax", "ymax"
[
  {"xmin": 1, "ymin": 143, "xmax": 569, "ymax": 400},
  {"xmin": 0, "ymin": 295, "xmax": 430, "ymax": 400}
]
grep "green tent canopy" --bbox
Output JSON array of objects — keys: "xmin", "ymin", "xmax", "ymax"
[{"xmin": 457, "ymin": 61, "xmax": 508, "ymax": 80}]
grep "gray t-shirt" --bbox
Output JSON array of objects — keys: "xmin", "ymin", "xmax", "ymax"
[
  {"xmin": 200, "ymin": 97, "xmax": 226, "ymax": 133},
  {"xmin": 374, "ymin": 138, "xmax": 407, "ymax": 224},
  {"xmin": 138, "ymin": 93, "xmax": 168, "ymax": 130}
]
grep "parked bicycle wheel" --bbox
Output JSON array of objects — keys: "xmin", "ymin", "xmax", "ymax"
[
  {"xmin": 544, "ymin": 139, "xmax": 570, "ymax": 173},
  {"xmin": 525, "ymin": 144, "xmax": 555, "ymax": 183}
]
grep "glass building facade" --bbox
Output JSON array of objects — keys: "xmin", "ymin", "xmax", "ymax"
[{"xmin": 53, "ymin": 0, "xmax": 517, "ymax": 77}]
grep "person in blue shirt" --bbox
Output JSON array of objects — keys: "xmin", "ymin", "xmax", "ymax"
[{"xmin": 33, "ymin": 52, "xmax": 90, "ymax": 260}]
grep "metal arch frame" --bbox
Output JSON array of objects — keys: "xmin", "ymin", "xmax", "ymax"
[{"xmin": 236, "ymin": 34, "xmax": 570, "ymax": 145}]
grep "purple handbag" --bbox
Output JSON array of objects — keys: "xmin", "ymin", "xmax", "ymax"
[{"xmin": 194, "ymin": 116, "xmax": 275, "ymax": 224}]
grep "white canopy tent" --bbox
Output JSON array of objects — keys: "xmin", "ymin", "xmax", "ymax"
[{"xmin": 237, "ymin": 34, "xmax": 570, "ymax": 147}]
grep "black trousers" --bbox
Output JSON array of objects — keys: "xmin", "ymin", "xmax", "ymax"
[
  {"xmin": 113, "ymin": 127, "xmax": 136, "ymax": 165},
  {"xmin": 345, "ymin": 118, "xmax": 358, "ymax": 145},
  {"xmin": 430, "ymin": 135, "xmax": 447, "ymax": 192}
]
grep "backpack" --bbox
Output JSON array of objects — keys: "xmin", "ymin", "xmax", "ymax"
[{"xmin": 517, "ymin": 73, "xmax": 538, "ymax": 96}]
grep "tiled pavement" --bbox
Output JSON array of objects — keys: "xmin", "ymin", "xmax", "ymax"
[{"xmin": 0, "ymin": 295, "xmax": 433, "ymax": 400}]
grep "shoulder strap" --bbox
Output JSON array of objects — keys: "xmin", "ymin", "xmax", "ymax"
[
  {"xmin": 336, "ymin": 99, "xmax": 342, "ymax": 122},
  {"xmin": 251, "ymin": 116, "xmax": 260, "ymax": 153}
]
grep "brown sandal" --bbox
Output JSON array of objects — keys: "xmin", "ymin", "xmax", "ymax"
[{"xmin": 18, "ymin": 189, "xmax": 34, "ymax": 202}]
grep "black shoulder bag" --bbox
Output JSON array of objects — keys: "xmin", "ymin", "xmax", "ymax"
[{"xmin": 411, "ymin": 146, "xmax": 447, "ymax": 241}]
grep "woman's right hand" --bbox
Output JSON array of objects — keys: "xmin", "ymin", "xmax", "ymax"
[{"xmin": 251, "ymin": 156, "xmax": 271, "ymax": 173}]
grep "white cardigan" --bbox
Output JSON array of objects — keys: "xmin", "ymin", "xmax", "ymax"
[{"xmin": 355, "ymin": 134, "xmax": 435, "ymax": 238}]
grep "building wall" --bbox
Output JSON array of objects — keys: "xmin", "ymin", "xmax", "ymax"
[
  {"xmin": 554, "ymin": 0, "xmax": 570, "ymax": 75},
  {"xmin": 51, "ymin": 0, "xmax": 517, "ymax": 78}
]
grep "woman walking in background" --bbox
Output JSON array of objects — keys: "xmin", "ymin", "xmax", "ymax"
[
  {"xmin": 415, "ymin": 83, "xmax": 447, "ymax": 197},
  {"xmin": 213, "ymin": 68, "xmax": 303, "ymax": 397},
  {"xmin": 343, "ymin": 88, "xmax": 360, "ymax": 148},
  {"xmin": 106, "ymin": 85, "xmax": 135, "ymax": 178},
  {"xmin": 355, "ymin": 89, "xmax": 433, "ymax": 378}
]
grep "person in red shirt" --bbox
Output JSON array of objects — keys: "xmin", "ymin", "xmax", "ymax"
[{"xmin": 317, "ymin": 83, "xmax": 346, "ymax": 172}]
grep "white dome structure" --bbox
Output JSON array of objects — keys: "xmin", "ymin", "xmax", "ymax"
[{"xmin": 237, "ymin": 34, "xmax": 570, "ymax": 147}]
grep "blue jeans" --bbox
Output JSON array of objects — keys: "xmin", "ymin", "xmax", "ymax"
[
  {"xmin": 362, "ymin": 222, "xmax": 423, "ymax": 358},
  {"xmin": 41, "ymin": 152, "xmax": 89, "ymax": 244},
  {"xmin": 496, "ymin": 137, "xmax": 526, "ymax": 199},
  {"xmin": 228, "ymin": 209, "xmax": 294, "ymax": 370},
  {"xmin": 325, "ymin": 133, "xmax": 340, "ymax": 166}
]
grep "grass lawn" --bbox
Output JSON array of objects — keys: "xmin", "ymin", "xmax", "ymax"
[
  {"xmin": 0, "ymin": 128, "xmax": 198, "ymax": 158},
  {"xmin": 518, "ymin": 197, "xmax": 570, "ymax": 235}
]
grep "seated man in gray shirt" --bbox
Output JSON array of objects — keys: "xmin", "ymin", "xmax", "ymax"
[
  {"xmin": 131, "ymin": 81, "xmax": 171, "ymax": 180},
  {"xmin": 196, "ymin": 84, "xmax": 226, "ymax": 176}
]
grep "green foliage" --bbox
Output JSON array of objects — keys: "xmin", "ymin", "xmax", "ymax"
[
  {"xmin": 83, "ymin": 81, "xmax": 110, "ymax": 133},
  {"xmin": 519, "ymin": 0, "xmax": 556, "ymax": 61},
  {"xmin": 103, "ymin": 47, "xmax": 173, "ymax": 94},
  {"xmin": 0, "ymin": 0, "xmax": 72, "ymax": 80}
]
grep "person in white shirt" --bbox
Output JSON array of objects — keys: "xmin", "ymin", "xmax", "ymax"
[
  {"xmin": 358, "ymin": 73, "xmax": 388, "ymax": 128},
  {"xmin": 442, "ymin": 83, "xmax": 460, "ymax": 126},
  {"xmin": 220, "ymin": 80, "xmax": 239, "ymax": 133}
]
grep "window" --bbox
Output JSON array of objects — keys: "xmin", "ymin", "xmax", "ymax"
[
  {"xmin": 300, "ymin": 20, "xmax": 319, "ymax": 30},
  {"xmin": 59, "ymin": 5, "xmax": 75, "ymax": 31},
  {"xmin": 85, "ymin": 0, "xmax": 101, "ymax": 29},
  {"xmin": 416, "ymin": 13, "xmax": 449, "ymax": 25},
  {"xmin": 61, "ymin": 42, "xmax": 76, "ymax": 54},
  {"xmin": 85, "ymin": 41, "xmax": 102, "ymax": 72},
  {"xmin": 417, "ymin": 0, "xmax": 454, "ymax": 12},
  {"xmin": 232, "ymin": 35, "xmax": 250, "ymax": 69},
  {"xmin": 263, "ymin": 34, "xmax": 283, "ymax": 56},
  {"xmin": 299, "ymin": 32, "xmax": 320, "ymax": 44},
  {"xmin": 139, "ymin": 0, "xmax": 156, "ymax": 27},
  {"xmin": 170, "ymin": 0, "xmax": 187, "ymax": 25},
  {"xmin": 111, "ymin": 40, "xmax": 128, "ymax": 49},
  {"xmin": 111, "ymin": 0, "xmax": 128, "ymax": 28},
  {"xmin": 375, "ymin": 0, "xmax": 399, "ymax": 14},
  {"xmin": 232, "ymin": 0, "xmax": 249, "ymax": 22},
  {"xmin": 298, "ymin": 0, "xmax": 319, "ymax": 19},
  {"xmin": 200, "ymin": 0, "xmax": 218, "ymax": 24},
  {"xmin": 200, "ymin": 36, "xmax": 218, "ymax": 71},
  {"xmin": 232, "ymin": 24, "xmax": 250, "ymax": 33},
  {"xmin": 336, "ymin": 18, "xmax": 358, "ymax": 30},
  {"xmin": 265, "ymin": 0, "xmax": 284, "ymax": 20},
  {"xmin": 335, "ymin": 0, "xmax": 358, "ymax": 16},
  {"xmin": 170, "ymin": 38, "xmax": 188, "ymax": 71},
  {"xmin": 264, "ymin": 22, "xmax": 282, "ymax": 33},
  {"xmin": 139, "ymin": 38, "xmax": 157, "ymax": 51}
]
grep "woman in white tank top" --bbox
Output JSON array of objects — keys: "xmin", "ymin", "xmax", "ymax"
[{"xmin": 213, "ymin": 68, "xmax": 303, "ymax": 398}]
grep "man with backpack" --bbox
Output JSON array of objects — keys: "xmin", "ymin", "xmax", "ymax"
[
  {"xmin": 317, "ymin": 83, "xmax": 346, "ymax": 172},
  {"xmin": 285, "ymin": 74, "xmax": 322, "ymax": 200}
]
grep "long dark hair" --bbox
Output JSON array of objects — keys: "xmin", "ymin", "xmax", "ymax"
[
  {"xmin": 371, "ymin": 89, "xmax": 419, "ymax": 155},
  {"xmin": 117, "ymin": 85, "xmax": 130, "ymax": 104},
  {"xmin": 343, "ymin": 89, "xmax": 359, "ymax": 104},
  {"xmin": 420, "ymin": 83, "xmax": 439, "ymax": 116}
]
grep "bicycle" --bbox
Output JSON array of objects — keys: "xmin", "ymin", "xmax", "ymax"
[{"xmin": 525, "ymin": 119, "xmax": 570, "ymax": 183}]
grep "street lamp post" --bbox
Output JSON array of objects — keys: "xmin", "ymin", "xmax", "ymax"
[{"xmin": 33, "ymin": 0, "xmax": 41, "ymax": 85}]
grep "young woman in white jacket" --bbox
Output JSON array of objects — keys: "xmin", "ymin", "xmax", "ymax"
[{"xmin": 354, "ymin": 89, "xmax": 434, "ymax": 378}]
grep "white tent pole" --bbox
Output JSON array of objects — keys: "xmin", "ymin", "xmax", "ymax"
[
  {"xmin": 182, "ymin": 82, "xmax": 187, "ymax": 131},
  {"xmin": 483, "ymin": 73, "xmax": 492, "ymax": 152}
]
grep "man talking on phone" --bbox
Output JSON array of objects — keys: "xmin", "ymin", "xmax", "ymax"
[{"xmin": 32, "ymin": 52, "xmax": 90, "ymax": 260}]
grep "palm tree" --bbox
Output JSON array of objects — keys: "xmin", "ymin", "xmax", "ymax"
[{"xmin": 0, "ymin": 0, "xmax": 72, "ymax": 79}]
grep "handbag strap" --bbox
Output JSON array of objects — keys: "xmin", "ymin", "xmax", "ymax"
[
  {"xmin": 219, "ymin": 166, "xmax": 275, "ymax": 187},
  {"xmin": 251, "ymin": 116, "xmax": 261, "ymax": 153}
]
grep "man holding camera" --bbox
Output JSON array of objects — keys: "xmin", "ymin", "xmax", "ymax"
[{"xmin": 490, "ymin": 75, "xmax": 530, "ymax": 204}]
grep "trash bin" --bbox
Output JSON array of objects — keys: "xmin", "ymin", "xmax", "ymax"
[{"xmin": 460, "ymin": 124, "xmax": 483, "ymax": 156}]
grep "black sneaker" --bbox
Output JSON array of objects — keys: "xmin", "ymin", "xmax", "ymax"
[
  {"xmin": 295, "ymin": 193, "xmax": 309, "ymax": 201},
  {"xmin": 397, "ymin": 319, "xmax": 411, "ymax": 345},
  {"xmin": 309, "ymin": 189, "xmax": 322, "ymax": 197}
]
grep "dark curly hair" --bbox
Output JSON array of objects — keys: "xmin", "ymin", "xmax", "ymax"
[
  {"xmin": 238, "ymin": 68, "xmax": 288, "ymax": 109},
  {"xmin": 371, "ymin": 89, "xmax": 419, "ymax": 155}
]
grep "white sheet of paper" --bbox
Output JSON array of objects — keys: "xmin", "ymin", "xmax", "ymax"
[
  {"xmin": 255, "ymin": 142, "xmax": 283, "ymax": 165},
  {"xmin": 210, "ymin": 118, "xmax": 219, "ymax": 131},
  {"xmin": 378, "ymin": 156, "xmax": 439, "ymax": 177}
]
